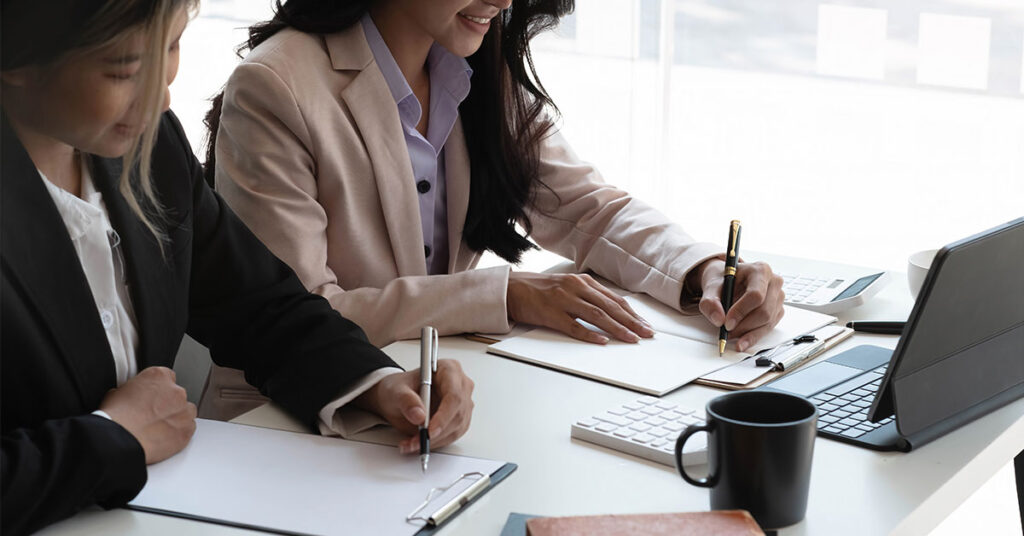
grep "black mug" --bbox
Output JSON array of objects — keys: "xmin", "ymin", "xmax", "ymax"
[{"xmin": 675, "ymin": 390, "xmax": 817, "ymax": 529}]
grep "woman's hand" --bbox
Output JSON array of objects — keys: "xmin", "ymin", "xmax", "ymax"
[
  {"xmin": 99, "ymin": 366, "xmax": 198, "ymax": 464},
  {"xmin": 692, "ymin": 260, "xmax": 786, "ymax": 352},
  {"xmin": 507, "ymin": 272, "xmax": 655, "ymax": 344},
  {"xmin": 353, "ymin": 360, "xmax": 475, "ymax": 454}
]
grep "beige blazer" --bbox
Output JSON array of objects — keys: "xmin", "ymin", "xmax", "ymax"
[{"xmin": 201, "ymin": 23, "xmax": 721, "ymax": 420}]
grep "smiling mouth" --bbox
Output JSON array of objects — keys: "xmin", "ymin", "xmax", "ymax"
[{"xmin": 458, "ymin": 12, "xmax": 492, "ymax": 25}]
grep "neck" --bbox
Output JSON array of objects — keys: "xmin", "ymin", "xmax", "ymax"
[
  {"xmin": 368, "ymin": 7, "xmax": 433, "ymax": 89},
  {"xmin": 4, "ymin": 111, "xmax": 81, "ymax": 197}
]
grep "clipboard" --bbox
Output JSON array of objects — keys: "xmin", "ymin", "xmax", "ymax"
[
  {"xmin": 695, "ymin": 325, "xmax": 854, "ymax": 390},
  {"xmin": 128, "ymin": 419, "xmax": 515, "ymax": 536}
]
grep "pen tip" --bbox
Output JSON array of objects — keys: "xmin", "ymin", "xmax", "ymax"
[
  {"xmin": 718, "ymin": 340, "xmax": 726, "ymax": 355},
  {"xmin": 421, "ymin": 456, "xmax": 428, "ymax": 473}
]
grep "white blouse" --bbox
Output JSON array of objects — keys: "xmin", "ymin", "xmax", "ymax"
[{"xmin": 40, "ymin": 162, "xmax": 139, "ymax": 386}]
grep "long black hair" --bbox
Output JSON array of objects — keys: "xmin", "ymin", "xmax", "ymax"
[{"xmin": 203, "ymin": 0, "xmax": 574, "ymax": 264}]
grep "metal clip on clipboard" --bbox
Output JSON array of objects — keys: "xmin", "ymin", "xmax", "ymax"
[{"xmin": 406, "ymin": 472, "xmax": 491, "ymax": 527}]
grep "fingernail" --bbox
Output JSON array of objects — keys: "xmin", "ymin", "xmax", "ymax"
[
  {"xmin": 639, "ymin": 316, "xmax": 653, "ymax": 327},
  {"xmin": 725, "ymin": 319, "xmax": 736, "ymax": 331},
  {"xmin": 628, "ymin": 333, "xmax": 641, "ymax": 343},
  {"xmin": 737, "ymin": 340, "xmax": 748, "ymax": 352},
  {"xmin": 639, "ymin": 325, "xmax": 655, "ymax": 337},
  {"xmin": 594, "ymin": 334, "xmax": 609, "ymax": 344}
]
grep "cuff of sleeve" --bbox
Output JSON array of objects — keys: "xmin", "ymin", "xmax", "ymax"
[
  {"xmin": 317, "ymin": 367, "xmax": 403, "ymax": 438},
  {"xmin": 651, "ymin": 243, "xmax": 724, "ymax": 313}
]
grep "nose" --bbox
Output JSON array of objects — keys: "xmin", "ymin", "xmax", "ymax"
[{"xmin": 485, "ymin": 0, "xmax": 512, "ymax": 9}]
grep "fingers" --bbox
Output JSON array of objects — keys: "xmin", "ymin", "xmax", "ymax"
[
  {"xmin": 723, "ymin": 262, "xmax": 786, "ymax": 351},
  {"xmin": 399, "ymin": 360, "xmax": 474, "ymax": 453},
  {"xmin": 556, "ymin": 275, "xmax": 649, "ymax": 344}
]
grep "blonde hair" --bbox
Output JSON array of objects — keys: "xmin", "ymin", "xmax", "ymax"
[{"xmin": 68, "ymin": 0, "xmax": 199, "ymax": 249}]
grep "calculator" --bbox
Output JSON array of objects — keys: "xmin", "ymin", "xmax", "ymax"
[{"xmin": 778, "ymin": 270, "xmax": 889, "ymax": 314}]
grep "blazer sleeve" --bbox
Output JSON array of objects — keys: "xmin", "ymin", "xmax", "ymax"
[
  {"xmin": 1, "ymin": 415, "xmax": 146, "ymax": 536},
  {"xmin": 214, "ymin": 61, "xmax": 512, "ymax": 347},
  {"xmin": 525, "ymin": 128, "xmax": 723, "ymax": 312},
  {"xmin": 160, "ymin": 113, "xmax": 398, "ymax": 424}
]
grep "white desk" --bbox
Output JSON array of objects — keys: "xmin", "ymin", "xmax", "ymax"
[{"xmin": 39, "ymin": 263, "xmax": 1024, "ymax": 535}]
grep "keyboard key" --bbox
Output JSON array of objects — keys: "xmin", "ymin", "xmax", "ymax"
[
  {"xmin": 663, "ymin": 422, "xmax": 685, "ymax": 432},
  {"xmin": 855, "ymin": 424, "xmax": 875, "ymax": 432},
  {"xmin": 661, "ymin": 411, "xmax": 684, "ymax": 421},
  {"xmin": 623, "ymin": 402, "xmax": 643, "ymax": 411},
  {"xmin": 632, "ymin": 434, "xmax": 655, "ymax": 444},
  {"xmin": 595, "ymin": 423, "xmax": 616, "ymax": 433},
  {"xmin": 647, "ymin": 428, "xmax": 670, "ymax": 438},
  {"xmin": 629, "ymin": 423, "xmax": 652, "ymax": 433},
  {"xmin": 826, "ymin": 375, "xmax": 876, "ymax": 397},
  {"xmin": 652, "ymin": 439, "xmax": 669, "ymax": 448},
  {"xmin": 641, "ymin": 407, "xmax": 662, "ymax": 416},
  {"xmin": 824, "ymin": 426, "xmax": 845, "ymax": 434},
  {"xmin": 852, "ymin": 389, "xmax": 871, "ymax": 397},
  {"xmin": 613, "ymin": 429, "xmax": 636, "ymax": 438},
  {"xmin": 595, "ymin": 413, "xmax": 630, "ymax": 427},
  {"xmin": 607, "ymin": 407, "xmax": 629, "ymax": 416},
  {"xmin": 637, "ymin": 396, "xmax": 659, "ymax": 405},
  {"xmin": 817, "ymin": 421, "xmax": 829, "ymax": 429},
  {"xmin": 841, "ymin": 428, "xmax": 866, "ymax": 438},
  {"xmin": 576, "ymin": 418, "xmax": 599, "ymax": 428},
  {"xmin": 839, "ymin": 418, "xmax": 862, "ymax": 428},
  {"xmin": 626, "ymin": 411, "xmax": 648, "ymax": 421},
  {"xmin": 645, "ymin": 417, "xmax": 666, "ymax": 427},
  {"xmin": 819, "ymin": 403, "xmax": 839, "ymax": 412},
  {"xmin": 831, "ymin": 410, "xmax": 852, "ymax": 419},
  {"xmin": 655, "ymin": 402, "xmax": 677, "ymax": 411},
  {"xmin": 820, "ymin": 414, "xmax": 840, "ymax": 424}
]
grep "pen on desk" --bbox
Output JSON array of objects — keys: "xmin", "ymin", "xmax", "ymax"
[
  {"xmin": 845, "ymin": 321, "xmax": 905, "ymax": 335},
  {"xmin": 719, "ymin": 220, "xmax": 741, "ymax": 356},
  {"xmin": 419, "ymin": 326, "xmax": 438, "ymax": 473}
]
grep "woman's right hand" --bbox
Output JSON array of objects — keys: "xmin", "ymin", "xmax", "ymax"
[
  {"xmin": 507, "ymin": 272, "xmax": 655, "ymax": 344},
  {"xmin": 99, "ymin": 366, "xmax": 197, "ymax": 464}
]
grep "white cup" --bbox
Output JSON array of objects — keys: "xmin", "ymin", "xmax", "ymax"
[{"xmin": 907, "ymin": 249, "xmax": 938, "ymax": 299}]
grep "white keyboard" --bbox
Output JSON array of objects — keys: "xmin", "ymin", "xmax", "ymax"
[{"xmin": 571, "ymin": 396, "xmax": 707, "ymax": 467}]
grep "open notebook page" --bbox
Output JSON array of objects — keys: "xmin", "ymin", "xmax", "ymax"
[{"xmin": 623, "ymin": 294, "xmax": 836, "ymax": 353}]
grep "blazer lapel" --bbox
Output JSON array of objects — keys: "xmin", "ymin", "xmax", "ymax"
[
  {"xmin": 328, "ymin": 27, "xmax": 427, "ymax": 276},
  {"xmin": 444, "ymin": 118, "xmax": 472, "ymax": 271},
  {"xmin": 0, "ymin": 118, "xmax": 117, "ymax": 404},
  {"xmin": 89, "ymin": 157, "xmax": 179, "ymax": 371}
]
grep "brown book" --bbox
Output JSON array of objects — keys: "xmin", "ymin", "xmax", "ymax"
[{"xmin": 525, "ymin": 510, "xmax": 764, "ymax": 536}]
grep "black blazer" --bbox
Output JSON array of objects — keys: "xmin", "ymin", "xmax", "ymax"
[{"xmin": 0, "ymin": 112, "xmax": 398, "ymax": 535}]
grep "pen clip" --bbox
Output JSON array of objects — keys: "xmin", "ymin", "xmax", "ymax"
[{"xmin": 430, "ymin": 327, "xmax": 438, "ymax": 373}]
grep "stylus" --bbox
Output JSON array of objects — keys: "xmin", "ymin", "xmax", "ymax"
[{"xmin": 845, "ymin": 321, "xmax": 905, "ymax": 335}]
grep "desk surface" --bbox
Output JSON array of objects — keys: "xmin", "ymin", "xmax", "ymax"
[{"xmin": 38, "ymin": 258, "xmax": 1024, "ymax": 536}]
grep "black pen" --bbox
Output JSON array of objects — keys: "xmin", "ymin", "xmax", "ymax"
[
  {"xmin": 719, "ymin": 220, "xmax": 741, "ymax": 356},
  {"xmin": 845, "ymin": 321, "xmax": 905, "ymax": 335}
]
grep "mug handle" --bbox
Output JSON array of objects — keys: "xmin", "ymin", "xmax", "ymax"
[{"xmin": 675, "ymin": 422, "xmax": 715, "ymax": 487}]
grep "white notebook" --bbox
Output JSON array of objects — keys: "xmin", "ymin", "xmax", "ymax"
[
  {"xmin": 487, "ymin": 295, "xmax": 836, "ymax": 396},
  {"xmin": 129, "ymin": 419, "xmax": 513, "ymax": 536}
]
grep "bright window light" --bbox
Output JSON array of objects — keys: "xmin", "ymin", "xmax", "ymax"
[
  {"xmin": 917, "ymin": 13, "xmax": 991, "ymax": 90},
  {"xmin": 816, "ymin": 5, "xmax": 888, "ymax": 80}
]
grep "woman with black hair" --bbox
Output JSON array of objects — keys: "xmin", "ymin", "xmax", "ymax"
[
  {"xmin": 0, "ymin": 1, "xmax": 474, "ymax": 533},
  {"xmin": 204, "ymin": 0, "xmax": 785, "ymax": 419}
]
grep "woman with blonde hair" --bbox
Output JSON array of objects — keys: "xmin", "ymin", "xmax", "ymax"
[{"xmin": 0, "ymin": 1, "xmax": 474, "ymax": 533}]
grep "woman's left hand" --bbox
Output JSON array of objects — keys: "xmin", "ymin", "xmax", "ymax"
[{"xmin": 691, "ymin": 259, "xmax": 786, "ymax": 352}]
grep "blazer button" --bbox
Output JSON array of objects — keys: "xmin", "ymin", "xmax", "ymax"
[
  {"xmin": 417, "ymin": 180, "xmax": 431, "ymax": 194},
  {"xmin": 424, "ymin": 245, "xmax": 432, "ymax": 258}
]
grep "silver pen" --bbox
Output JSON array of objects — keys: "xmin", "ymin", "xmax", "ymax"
[{"xmin": 419, "ymin": 327, "xmax": 438, "ymax": 472}]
